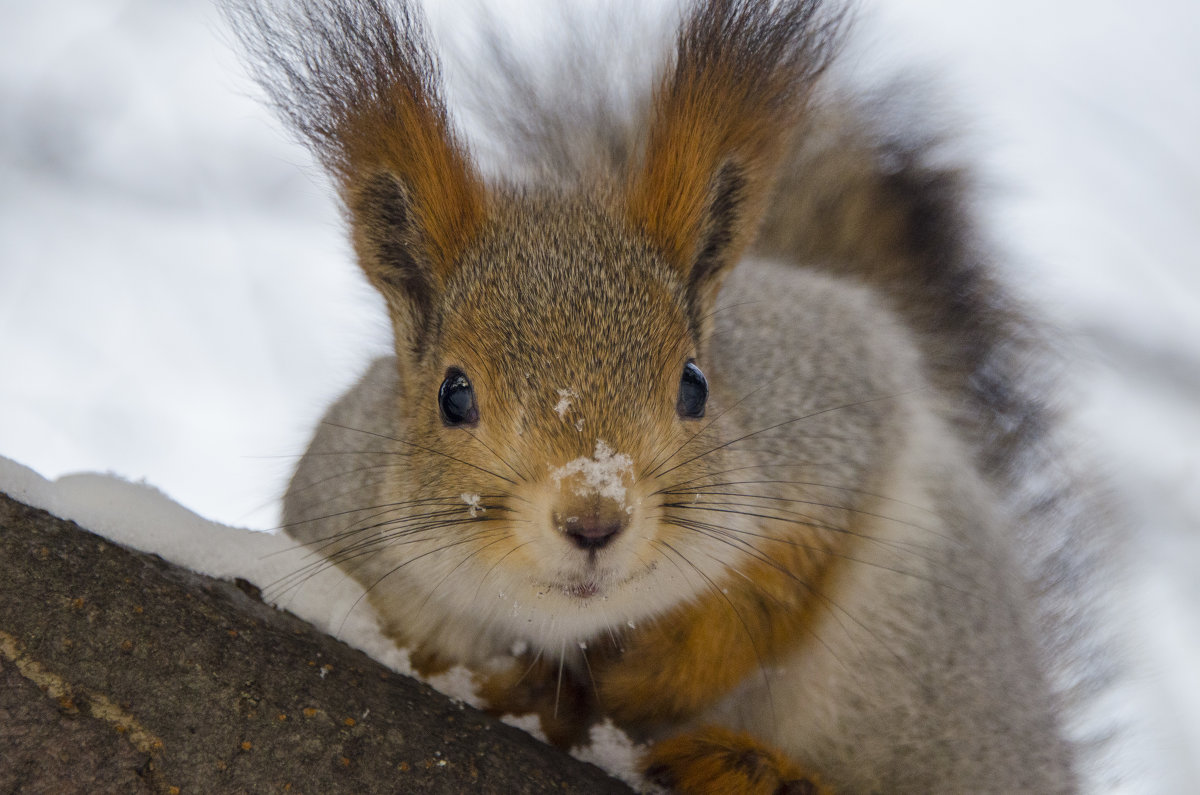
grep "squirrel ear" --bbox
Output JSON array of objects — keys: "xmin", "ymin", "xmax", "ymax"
[
  {"xmin": 349, "ymin": 172, "xmax": 442, "ymax": 353},
  {"xmin": 226, "ymin": 0, "xmax": 485, "ymax": 352},
  {"xmin": 626, "ymin": 0, "xmax": 841, "ymax": 333},
  {"xmin": 685, "ymin": 161, "xmax": 748, "ymax": 334}
]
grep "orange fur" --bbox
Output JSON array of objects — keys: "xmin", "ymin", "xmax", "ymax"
[
  {"xmin": 596, "ymin": 515, "xmax": 845, "ymax": 728},
  {"xmin": 644, "ymin": 725, "xmax": 828, "ymax": 795},
  {"xmin": 626, "ymin": 0, "xmax": 838, "ymax": 275},
  {"xmin": 228, "ymin": 0, "xmax": 486, "ymax": 277},
  {"xmin": 250, "ymin": 0, "xmax": 1091, "ymax": 790},
  {"xmin": 477, "ymin": 655, "xmax": 595, "ymax": 749},
  {"xmin": 340, "ymin": 98, "xmax": 484, "ymax": 276},
  {"xmin": 628, "ymin": 65, "xmax": 782, "ymax": 272}
]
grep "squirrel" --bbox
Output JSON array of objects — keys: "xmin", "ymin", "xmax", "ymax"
[{"xmin": 226, "ymin": 0, "xmax": 1112, "ymax": 791}]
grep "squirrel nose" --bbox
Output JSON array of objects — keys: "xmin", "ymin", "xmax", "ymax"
[{"xmin": 554, "ymin": 502, "xmax": 628, "ymax": 551}]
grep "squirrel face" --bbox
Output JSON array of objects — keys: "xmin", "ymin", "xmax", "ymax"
[
  {"xmin": 378, "ymin": 191, "xmax": 743, "ymax": 639},
  {"xmin": 234, "ymin": 0, "xmax": 847, "ymax": 648}
]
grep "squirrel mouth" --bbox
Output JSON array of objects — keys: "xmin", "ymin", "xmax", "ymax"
[
  {"xmin": 562, "ymin": 581, "xmax": 602, "ymax": 599},
  {"xmin": 551, "ymin": 560, "xmax": 654, "ymax": 600}
]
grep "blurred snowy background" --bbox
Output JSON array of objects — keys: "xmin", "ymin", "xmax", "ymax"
[{"xmin": 1, "ymin": 0, "xmax": 1197, "ymax": 790}]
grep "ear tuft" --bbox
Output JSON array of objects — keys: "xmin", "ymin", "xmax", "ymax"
[
  {"xmin": 224, "ymin": 0, "xmax": 485, "ymax": 278},
  {"xmin": 627, "ymin": 0, "xmax": 844, "ymax": 321}
]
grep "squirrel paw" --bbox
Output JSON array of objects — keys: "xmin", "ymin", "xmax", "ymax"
[
  {"xmin": 643, "ymin": 726, "xmax": 828, "ymax": 795},
  {"xmin": 476, "ymin": 654, "xmax": 595, "ymax": 749}
]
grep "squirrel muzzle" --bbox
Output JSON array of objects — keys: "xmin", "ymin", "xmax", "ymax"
[
  {"xmin": 547, "ymin": 439, "xmax": 637, "ymax": 553},
  {"xmin": 553, "ymin": 497, "xmax": 630, "ymax": 551}
]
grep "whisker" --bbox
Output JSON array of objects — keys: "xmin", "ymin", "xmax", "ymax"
[
  {"xmin": 473, "ymin": 539, "xmax": 538, "ymax": 603},
  {"xmin": 299, "ymin": 501, "xmax": 514, "ymax": 557},
  {"xmin": 665, "ymin": 513, "xmax": 986, "ymax": 599},
  {"xmin": 322, "ymin": 420, "xmax": 520, "ymax": 485},
  {"xmin": 266, "ymin": 515, "xmax": 506, "ymax": 599},
  {"xmin": 650, "ymin": 538, "xmax": 778, "ymax": 723},
  {"xmin": 578, "ymin": 641, "xmax": 601, "ymax": 704},
  {"xmin": 642, "ymin": 360, "xmax": 805, "ymax": 479},
  {"xmin": 280, "ymin": 448, "xmax": 419, "ymax": 458},
  {"xmin": 462, "ymin": 426, "xmax": 530, "ymax": 482},
  {"xmin": 653, "ymin": 390, "xmax": 920, "ymax": 481},
  {"xmin": 342, "ymin": 525, "xmax": 513, "ymax": 639},
  {"xmin": 414, "ymin": 533, "xmax": 516, "ymax": 621},
  {"xmin": 660, "ymin": 471, "xmax": 939, "ymax": 516},
  {"xmin": 663, "ymin": 492, "xmax": 951, "ymax": 550},
  {"xmin": 661, "ymin": 532, "xmax": 861, "ymax": 690},
  {"xmin": 237, "ymin": 454, "xmax": 425, "ymax": 522},
  {"xmin": 280, "ymin": 462, "xmax": 398, "ymax": 504},
  {"xmin": 512, "ymin": 645, "xmax": 548, "ymax": 691},
  {"xmin": 324, "ymin": 511, "xmax": 511, "ymax": 560},
  {"xmin": 555, "ymin": 639, "xmax": 566, "ymax": 719},
  {"xmin": 264, "ymin": 508, "xmax": 474, "ymax": 589},
  {"xmin": 329, "ymin": 526, "xmax": 513, "ymax": 630},
  {"xmin": 662, "ymin": 519, "xmax": 917, "ymax": 682},
  {"xmin": 277, "ymin": 496, "xmax": 484, "ymax": 540},
  {"xmin": 667, "ymin": 501, "xmax": 941, "ymax": 564}
]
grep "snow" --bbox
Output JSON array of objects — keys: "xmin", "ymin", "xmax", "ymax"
[
  {"xmin": 1, "ymin": 0, "xmax": 1197, "ymax": 791},
  {"xmin": 0, "ymin": 454, "xmax": 415, "ymax": 676},
  {"xmin": 0, "ymin": 451, "xmax": 653, "ymax": 783},
  {"xmin": 571, "ymin": 720, "xmax": 655, "ymax": 791},
  {"xmin": 0, "ymin": 452, "xmax": 651, "ymax": 783},
  {"xmin": 424, "ymin": 664, "xmax": 486, "ymax": 708},
  {"xmin": 554, "ymin": 388, "xmax": 576, "ymax": 419},
  {"xmin": 550, "ymin": 440, "xmax": 635, "ymax": 506},
  {"xmin": 460, "ymin": 492, "xmax": 484, "ymax": 518},
  {"xmin": 500, "ymin": 712, "xmax": 550, "ymax": 743}
]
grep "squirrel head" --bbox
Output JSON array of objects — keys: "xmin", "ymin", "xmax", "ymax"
[
  {"xmin": 231, "ymin": 0, "xmax": 842, "ymax": 641},
  {"xmin": 348, "ymin": 172, "xmax": 733, "ymax": 628},
  {"xmin": 388, "ymin": 191, "xmax": 696, "ymax": 595}
]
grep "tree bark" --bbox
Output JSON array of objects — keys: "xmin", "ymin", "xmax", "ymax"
[{"xmin": 0, "ymin": 492, "xmax": 631, "ymax": 794}]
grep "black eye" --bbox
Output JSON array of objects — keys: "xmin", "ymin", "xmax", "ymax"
[
  {"xmin": 676, "ymin": 361, "xmax": 708, "ymax": 419},
  {"xmin": 439, "ymin": 368, "xmax": 479, "ymax": 426}
]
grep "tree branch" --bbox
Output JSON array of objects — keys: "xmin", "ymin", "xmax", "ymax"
[{"xmin": 0, "ymin": 492, "xmax": 630, "ymax": 793}]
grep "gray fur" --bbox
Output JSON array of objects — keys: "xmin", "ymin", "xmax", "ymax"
[
  {"xmin": 283, "ymin": 258, "xmax": 1085, "ymax": 791},
  {"xmin": 229, "ymin": 0, "xmax": 1114, "ymax": 791}
]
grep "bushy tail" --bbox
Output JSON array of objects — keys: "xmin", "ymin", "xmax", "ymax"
[{"xmin": 758, "ymin": 85, "xmax": 1050, "ymax": 475}]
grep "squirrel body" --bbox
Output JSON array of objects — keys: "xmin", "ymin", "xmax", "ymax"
[
  {"xmin": 230, "ymin": 0, "xmax": 1101, "ymax": 791},
  {"xmin": 283, "ymin": 255, "xmax": 1073, "ymax": 792}
]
